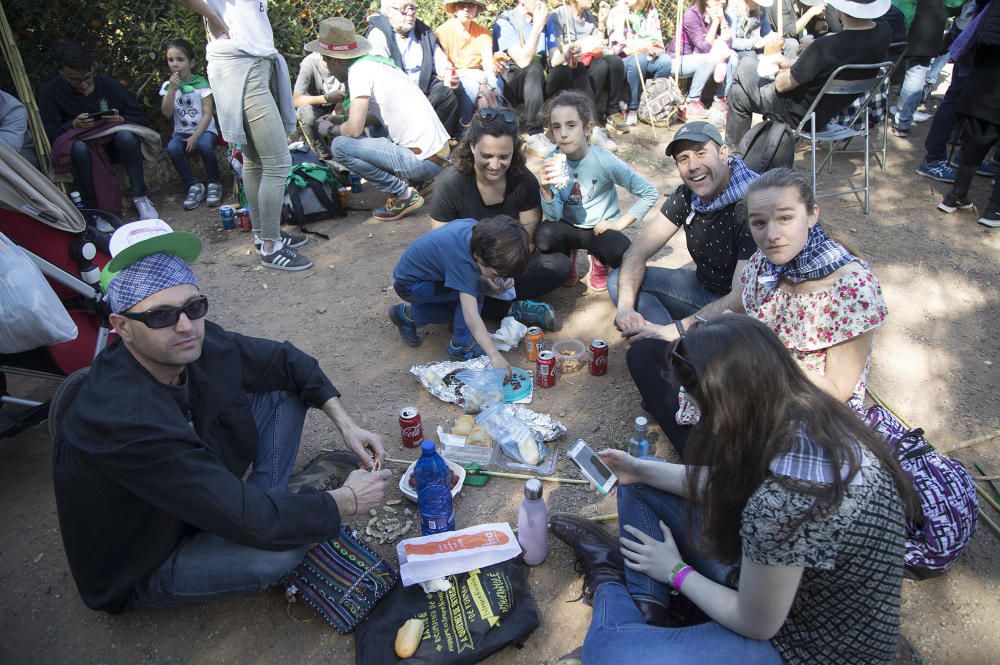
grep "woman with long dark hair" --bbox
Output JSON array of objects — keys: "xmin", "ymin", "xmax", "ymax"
[
  {"xmin": 426, "ymin": 108, "xmax": 569, "ymax": 331},
  {"xmin": 552, "ymin": 313, "xmax": 916, "ymax": 664}
]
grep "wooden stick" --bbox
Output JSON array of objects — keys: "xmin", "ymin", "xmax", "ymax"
[
  {"xmin": 939, "ymin": 430, "xmax": 1000, "ymax": 456},
  {"xmin": 633, "ymin": 51, "xmax": 657, "ymax": 142},
  {"xmin": 973, "ymin": 475, "xmax": 1000, "ymax": 482},
  {"xmin": 975, "ymin": 483, "xmax": 1000, "ymax": 515},
  {"xmin": 675, "ymin": 0, "xmax": 683, "ymax": 84},
  {"xmin": 978, "ymin": 507, "xmax": 1000, "ymax": 539},
  {"xmin": 973, "ymin": 463, "xmax": 1000, "ymax": 502},
  {"xmin": 0, "ymin": 0, "xmax": 52, "ymax": 173},
  {"xmin": 382, "ymin": 456, "xmax": 589, "ymax": 484}
]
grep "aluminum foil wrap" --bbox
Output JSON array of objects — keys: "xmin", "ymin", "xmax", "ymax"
[{"xmin": 409, "ymin": 359, "xmax": 566, "ymax": 442}]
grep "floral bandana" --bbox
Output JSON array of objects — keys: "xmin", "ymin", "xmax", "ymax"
[{"xmin": 758, "ymin": 223, "xmax": 860, "ymax": 290}]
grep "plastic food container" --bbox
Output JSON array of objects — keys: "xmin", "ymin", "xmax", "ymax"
[
  {"xmin": 437, "ymin": 426, "xmax": 498, "ymax": 466},
  {"xmin": 551, "ymin": 339, "xmax": 586, "ymax": 374},
  {"xmin": 399, "ymin": 458, "xmax": 467, "ymax": 503}
]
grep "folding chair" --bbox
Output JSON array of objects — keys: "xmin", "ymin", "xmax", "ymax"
[
  {"xmin": 878, "ymin": 41, "xmax": 910, "ymax": 168},
  {"xmin": 792, "ymin": 61, "xmax": 894, "ymax": 214}
]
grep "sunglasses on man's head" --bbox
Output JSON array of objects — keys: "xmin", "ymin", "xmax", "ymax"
[
  {"xmin": 476, "ymin": 108, "xmax": 516, "ymax": 126},
  {"xmin": 120, "ymin": 296, "xmax": 209, "ymax": 329}
]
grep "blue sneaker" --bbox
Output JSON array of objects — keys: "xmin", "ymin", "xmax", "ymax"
[
  {"xmin": 510, "ymin": 299, "xmax": 557, "ymax": 331},
  {"xmin": 949, "ymin": 154, "xmax": 1000, "ymax": 177},
  {"xmin": 388, "ymin": 304, "xmax": 421, "ymax": 347},
  {"xmin": 915, "ymin": 159, "xmax": 957, "ymax": 183},
  {"xmin": 446, "ymin": 340, "xmax": 487, "ymax": 361}
]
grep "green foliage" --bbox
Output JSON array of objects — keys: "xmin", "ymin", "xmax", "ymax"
[{"xmin": 2, "ymin": 0, "xmax": 680, "ymax": 136}]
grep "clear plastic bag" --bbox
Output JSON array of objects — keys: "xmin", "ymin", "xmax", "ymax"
[
  {"xmin": 476, "ymin": 404, "xmax": 547, "ymax": 466},
  {"xmin": 456, "ymin": 368, "xmax": 506, "ymax": 414},
  {"xmin": 0, "ymin": 232, "xmax": 78, "ymax": 353}
]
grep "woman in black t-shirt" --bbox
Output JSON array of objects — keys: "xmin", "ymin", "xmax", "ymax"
[{"xmin": 430, "ymin": 108, "xmax": 570, "ymax": 328}]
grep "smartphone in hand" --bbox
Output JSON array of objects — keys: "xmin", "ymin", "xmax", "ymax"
[
  {"xmin": 87, "ymin": 109, "xmax": 116, "ymax": 120},
  {"xmin": 568, "ymin": 439, "xmax": 618, "ymax": 495}
]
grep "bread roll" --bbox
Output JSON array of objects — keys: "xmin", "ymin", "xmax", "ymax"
[
  {"xmin": 395, "ymin": 617, "xmax": 424, "ymax": 658},
  {"xmin": 452, "ymin": 415, "xmax": 475, "ymax": 436}
]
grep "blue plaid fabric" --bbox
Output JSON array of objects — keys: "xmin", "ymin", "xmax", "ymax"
[
  {"xmin": 107, "ymin": 253, "xmax": 199, "ymax": 313},
  {"xmin": 758, "ymin": 223, "xmax": 860, "ymax": 290},
  {"xmin": 690, "ymin": 156, "xmax": 759, "ymax": 214},
  {"xmin": 770, "ymin": 423, "xmax": 862, "ymax": 485}
]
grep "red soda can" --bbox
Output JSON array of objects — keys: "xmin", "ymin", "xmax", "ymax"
[
  {"xmin": 399, "ymin": 407, "xmax": 423, "ymax": 448},
  {"xmin": 236, "ymin": 207, "xmax": 252, "ymax": 232},
  {"xmin": 590, "ymin": 339, "xmax": 609, "ymax": 376},
  {"xmin": 535, "ymin": 350, "xmax": 556, "ymax": 388},
  {"xmin": 525, "ymin": 326, "xmax": 544, "ymax": 362}
]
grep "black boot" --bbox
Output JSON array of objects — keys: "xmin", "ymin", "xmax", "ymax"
[
  {"xmin": 287, "ymin": 450, "xmax": 362, "ymax": 493},
  {"xmin": 550, "ymin": 513, "xmax": 625, "ymax": 605}
]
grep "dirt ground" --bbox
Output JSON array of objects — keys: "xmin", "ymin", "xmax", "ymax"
[{"xmin": 2, "ymin": 84, "xmax": 999, "ymax": 665}]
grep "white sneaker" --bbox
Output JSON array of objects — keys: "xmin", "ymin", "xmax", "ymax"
[
  {"xmin": 524, "ymin": 133, "xmax": 556, "ymax": 158},
  {"xmin": 626, "ymin": 110, "xmax": 638, "ymax": 126},
  {"xmin": 590, "ymin": 126, "xmax": 618, "ymax": 152},
  {"xmin": 133, "ymin": 196, "xmax": 158, "ymax": 220},
  {"xmin": 913, "ymin": 110, "xmax": 932, "ymax": 123}
]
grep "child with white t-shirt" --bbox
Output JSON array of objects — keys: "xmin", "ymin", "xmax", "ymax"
[{"xmin": 159, "ymin": 39, "xmax": 222, "ymax": 210}]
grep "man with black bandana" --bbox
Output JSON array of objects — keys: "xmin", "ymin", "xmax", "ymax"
[{"xmin": 53, "ymin": 220, "xmax": 390, "ymax": 613}]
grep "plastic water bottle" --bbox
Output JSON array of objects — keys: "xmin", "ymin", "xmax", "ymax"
[
  {"xmin": 627, "ymin": 416, "xmax": 649, "ymax": 458},
  {"xmin": 418, "ymin": 483, "xmax": 455, "ymax": 535},
  {"xmin": 412, "ymin": 440, "xmax": 450, "ymax": 492},
  {"xmin": 70, "ymin": 191, "xmax": 86, "ymax": 209},
  {"xmin": 517, "ymin": 478, "xmax": 548, "ymax": 565}
]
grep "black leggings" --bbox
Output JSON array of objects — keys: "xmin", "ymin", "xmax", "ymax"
[
  {"xmin": 481, "ymin": 250, "xmax": 572, "ymax": 320},
  {"xmin": 585, "ymin": 55, "xmax": 627, "ymax": 118},
  {"xmin": 625, "ymin": 338, "xmax": 691, "ymax": 456},
  {"xmin": 952, "ymin": 115, "xmax": 1000, "ymax": 207},
  {"xmin": 502, "ymin": 62, "xmax": 548, "ymax": 134},
  {"xmin": 534, "ymin": 219, "xmax": 631, "ymax": 268},
  {"xmin": 70, "ymin": 131, "xmax": 147, "ymax": 205}
]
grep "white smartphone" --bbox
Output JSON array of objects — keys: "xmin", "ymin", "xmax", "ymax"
[{"xmin": 568, "ymin": 438, "xmax": 618, "ymax": 495}]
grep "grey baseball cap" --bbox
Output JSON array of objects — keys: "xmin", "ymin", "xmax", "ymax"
[{"xmin": 665, "ymin": 121, "xmax": 725, "ymax": 157}]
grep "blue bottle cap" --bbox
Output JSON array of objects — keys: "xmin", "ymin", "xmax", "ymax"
[{"xmin": 421, "ymin": 439, "xmax": 436, "ymax": 453}]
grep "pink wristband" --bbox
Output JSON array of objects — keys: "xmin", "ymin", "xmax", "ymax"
[{"xmin": 671, "ymin": 564, "xmax": 695, "ymax": 591}]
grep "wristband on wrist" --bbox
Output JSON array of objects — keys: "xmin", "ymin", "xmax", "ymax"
[{"xmin": 669, "ymin": 562, "xmax": 694, "ymax": 591}]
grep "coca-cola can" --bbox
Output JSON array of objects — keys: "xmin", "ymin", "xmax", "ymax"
[
  {"xmin": 235, "ymin": 207, "xmax": 252, "ymax": 232},
  {"xmin": 399, "ymin": 407, "xmax": 423, "ymax": 448},
  {"xmin": 535, "ymin": 350, "xmax": 556, "ymax": 388},
  {"xmin": 590, "ymin": 339, "xmax": 609, "ymax": 376},
  {"xmin": 525, "ymin": 326, "xmax": 544, "ymax": 362}
]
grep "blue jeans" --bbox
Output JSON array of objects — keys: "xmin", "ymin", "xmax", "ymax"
[
  {"xmin": 70, "ymin": 130, "xmax": 147, "ymax": 205},
  {"xmin": 331, "ymin": 136, "xmax": 445, "ymax": 197},
  {"xmin": 583, "ymin": 584, "xmax": 783, "ymax": 664},
  {"xmin": 923, "ymin": 71, "xmax": 969, "ymax": 163},
  {"xmin": 132, "ymin": 390, "xmax": 310, "ymax": 609},
  {"xmin": 688, "ymin": 53, "xmax": 736, "ymax": 101},
  {"xmin": 608, "ymin": 266, "xmax": 719, "ymax": 325},
  {"xmin": 394, "ymin": 280, "xmax": 482, "ymax": 347},
  {"xmin": 166, "ymin": 131, "xmax": 221, "ymax": 187},
  {"xmin": 580, "ymin": 479, "xmax": 781, "ymax": 664},
  {"xmin": 895, "ymin": 58, "xmax": 931, "ymax": 131}
]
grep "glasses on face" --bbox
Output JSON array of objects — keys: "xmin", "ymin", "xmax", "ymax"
[
  {"xmin": 476, "ymin": 108, "xmax": 517, "ymax": 126},
  {"xmin": 121, "ymin": 296, "xmax": 209, "ymax": 329},
  {"xmin": 394, "ymin": 4, "xmax": 418, "ymax": 14},
  {"xmin": 64, "ymin": 70, "xmax": 95, "ymax": 86}
]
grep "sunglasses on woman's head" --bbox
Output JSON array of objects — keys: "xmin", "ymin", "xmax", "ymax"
[
  {"xmin": 668, "ymin": 316, "xmax": 708, "ymax": 371},
  {"xmin": 476, "ymin": 108, "xmax": 517, "ymax": 125},
  {"xmin": 120, "ymin": 296, "xmax": 209, "ymax": 329}
]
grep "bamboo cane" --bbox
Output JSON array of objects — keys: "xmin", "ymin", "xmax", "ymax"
[
  {"xmin": 0, "ymin": 1, "xmax": 52, "ymax": 174},
  {"xmin": 938, "ymin": 430, "xmax": 1000, "ymax": 456},
  {"xmin": 674, "ymin": 0, "xmax": 682, "ymax": 85},
  {"xmin": 382, "ymin": 456, "xmax": 589, "ymax": 484}
]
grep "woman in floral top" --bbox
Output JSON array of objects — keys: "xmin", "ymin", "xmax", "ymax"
[{"xmin": 628, "ymin": 167, "xmax": 886, "ymax": 430}]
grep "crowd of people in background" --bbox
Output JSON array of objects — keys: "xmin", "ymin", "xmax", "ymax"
[{"xmin": 1, "ymin": 0, "xmax": 997, "ymax": 662}]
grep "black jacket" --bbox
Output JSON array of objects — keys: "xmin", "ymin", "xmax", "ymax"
[
  {"xmin": 53, "ymin": 322, "xmax": 342, "ymax": 613},
  {"xmin": 37, "ymin": 74, "xmax": 148, "ymax": 141},
  {"xmin": 367, "ymin": 14, "xmax": 440, "ymax": 95}
]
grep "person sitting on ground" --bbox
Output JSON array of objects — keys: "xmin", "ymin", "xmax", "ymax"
[
  {"xmin": 0, "ymin": 89, "xmax": 38, "ymax": 166},
  {"xmin": 494, "ymin": 0, "xmax": 577, "ymax": 156},
  {"xmin": 53, "ymin": 220, "xmax": 391, "ymax": 613},
  {"xmin": 367, "ymin": 0, "xmax": 461, "ymax": 137},
  {"xmin": 536, "ymin": 91, "xmax": 659, "ymax": 292},
  {"xmin": 429, "ymin": 108, "xmax": 568, "ymax": 331},
  {"xmin": 178, "ymin": 0, "xmax": 312, "ymax": 272},
  {"xmin": 38, "ymin": 40, "xmax": 159, "ymax": 220},
  {"xmin": 388, "ymin": 215, "xmax": 531, "ymax": 368},
  {"xmin": 607, "ymin": 0, "xmax": 673, "ymax": 126},
  {"xmin": 544, "ymin": 0, "xmax": 629, "ymax": 148},
  {"xmin": 159, "ymin": 39, "xmax": 223, "ymax": 211},
  {"xmin": 725, "ymin": 0, "xmax": 892, "ymax": 147},
  {"xmin": 623, "ymin": 168, "xmax": 888, "ymax": 453},
  {"xmin": 435, "ymin": 0, "xmax": 502, "ymax": 134},
  {"xmin": 315, "ymin": 17, "xmax": 452, "ymax": 222},
  {"xmin": 936, "ymin": 0, "xmax": 1000, "ymax": 228},
  {"xmin": 889, "ymin": 0, "xmax": 947, "ymax": 139},
  {"xmin": 292, "ymin": 50, "xmax": 346, "ymax": 160},
  {"xmin": 551, "ymin": 313, "xmax": 915, "ymax": 665},
  {"xmin": 681, "ymin": 0, "xmax": 740, "ymax": 118}
]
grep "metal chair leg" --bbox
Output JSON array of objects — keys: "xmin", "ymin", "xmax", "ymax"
[
  {"xmin": 811, "ymin": 115, "xmax": 817, "ymax": 204},
  {"xmin": 864, "ymin": 106, "xmax": 871, "ymax": 214}
]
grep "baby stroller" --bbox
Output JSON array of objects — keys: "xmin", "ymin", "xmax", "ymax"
[{"xmin": 0, "ymin": 142, "xmax": 116, "ymax": 438}]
